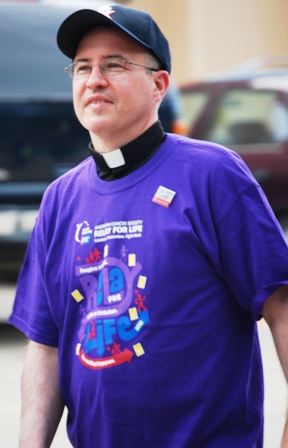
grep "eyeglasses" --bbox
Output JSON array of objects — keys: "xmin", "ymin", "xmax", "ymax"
[{"xmin": 64, "ymin": 57, "xmax": 159, "ymax": 79}]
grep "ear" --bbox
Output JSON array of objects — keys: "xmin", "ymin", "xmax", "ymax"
[{"xmin": 153, "ymin": 70, "xmax": 170, "ymax": 103}]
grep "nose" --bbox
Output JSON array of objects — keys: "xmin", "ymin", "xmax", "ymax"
[{"xmin": 85, "ymin": 65, "xmax": 108, "ymax": 89}]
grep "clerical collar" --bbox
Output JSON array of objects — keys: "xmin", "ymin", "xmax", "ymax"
[{"xmin": 89, "ymin": 121, "xmax": 166, "ymax": 181}]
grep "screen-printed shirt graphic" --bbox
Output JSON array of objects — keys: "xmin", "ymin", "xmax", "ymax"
[{"xmin": 73, "ymin": 219, "xmax": 149, "ymax": 369}]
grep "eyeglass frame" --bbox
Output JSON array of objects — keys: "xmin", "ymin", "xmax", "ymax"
[{"xmin": 64, "ymin": 57, "xmax": 160, "ymax": 80}]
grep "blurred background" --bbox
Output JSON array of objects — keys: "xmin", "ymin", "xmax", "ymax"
[
  {"xmin": 0, "ymin": 0, "xmax": 288, "ymax": 446},
  {"xmin": 109, "ymin": 0, "xmax": 288, "ymax": 84}
]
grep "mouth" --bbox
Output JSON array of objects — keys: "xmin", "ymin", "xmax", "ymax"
[
  {"xmin": 86, "ymin": 96, "xmax": 112, "ymax": 107},
  {"xmin": 89, "ymin": 99, "xmax": 108, "ymax": 105}
]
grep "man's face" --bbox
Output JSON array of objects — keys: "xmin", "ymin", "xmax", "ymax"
[{"xmin": 72, "ymin": 26, "xmax": 167, "ymax": 151}]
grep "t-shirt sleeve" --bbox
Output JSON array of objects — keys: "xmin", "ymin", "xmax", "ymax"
[
  {"xmin": 211, "ymin": 153, "xmax": 288, "ymax": 320},
  {"xmin": 8, "ymin": 213, "xmax": 59, "ymax": 346}
]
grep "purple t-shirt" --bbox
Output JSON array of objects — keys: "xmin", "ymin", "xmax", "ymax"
[{"xmin": 9, "ymin": 134, "xmax": 288, "ymax": 447}]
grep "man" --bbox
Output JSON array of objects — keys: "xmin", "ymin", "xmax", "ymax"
[
  {"xmin": 158, "ymin": 82, "xmax": 188, "ymax": 135},
  {"xmin": 9, "ymin": 5, "xmax": 288, "ymax": 448}
]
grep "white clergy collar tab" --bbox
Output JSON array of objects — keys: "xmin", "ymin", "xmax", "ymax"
[{"xmin": 101, "ymin": 149, "xmax": 125, "ymax": 169}]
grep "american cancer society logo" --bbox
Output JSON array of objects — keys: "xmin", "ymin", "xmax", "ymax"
[{"xmin": 75, "ymin": 221, "xmax": 93, "ymax": 244}]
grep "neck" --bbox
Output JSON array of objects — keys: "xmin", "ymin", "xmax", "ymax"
[
  {"xmin": 89, "ymin": 120, "xmax": 166, "ymax": 181},
  {"xmin": 89, "ymin": 118, "xmax": 159, "ymax": 154}
]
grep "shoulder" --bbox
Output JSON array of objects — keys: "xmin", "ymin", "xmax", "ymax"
[
  {"xmin": 167, "ymin": 133, "xmax": 244, "ymax": 163},
  {"xmin": 37, "ymin": 157, "xmax": 92, "ymax": 221},
  {"xmin": 44, "ymin": 156, "xmax": 91, "ymax": 196},
  {"xmin": 165, "ymin": 133, "xmax": 257, "ymax": 186}
]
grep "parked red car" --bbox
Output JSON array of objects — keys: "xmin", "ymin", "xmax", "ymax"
[{"xmin": 180, "ymin": 56, "xmax": 288, "ymax": 236}]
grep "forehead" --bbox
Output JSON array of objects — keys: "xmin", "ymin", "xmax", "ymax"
[{"xmin": 75, "ymin": 26, "xmax": 146, "ymax": 58}]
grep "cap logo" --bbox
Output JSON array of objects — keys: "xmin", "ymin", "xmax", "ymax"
[{"xmin": 97, "ymin": 6, "xmax": 116, "ymax": 20}]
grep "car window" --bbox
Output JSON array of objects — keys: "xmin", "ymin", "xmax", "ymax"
[
  {"xmin": 0, "ymin": 102, "xmax": 89, "ymax": 183},
  {"xmin": 181, "ymin": 90, "xmax": 210, "ymax": 129},
  {"xmin": 0, "ymin": 101, "xmax": 90, "ymax": 281},
  {"xmin": 199, "ymin": 89, "xmax": 288, "ymax": 146}
]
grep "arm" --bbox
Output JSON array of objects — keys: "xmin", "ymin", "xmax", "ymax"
[
  {"xmin": 262, "ymin": 285, "xmax": 288, "ymax": 448},
  {"xmin": 20, "ymin": 340, "xmax": 65, "ymax": 448}
]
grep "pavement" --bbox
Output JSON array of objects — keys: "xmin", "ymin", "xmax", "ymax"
[{"xmin": 0, "ymin": 320, "xmax": 286, "ymax": 447}]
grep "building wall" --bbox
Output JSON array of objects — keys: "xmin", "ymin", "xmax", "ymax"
[{"xmin": 118, "ymin": 0, "xmax": 288, "ymax": 85}]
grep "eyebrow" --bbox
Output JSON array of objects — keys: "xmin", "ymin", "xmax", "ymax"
[
  {"xmin": 73, "ymin": 58, "xmax": 89, "ymax": 63},
  {"xmin": 74, "ymin": 54, "xmax": 126, "ymax": 63}
]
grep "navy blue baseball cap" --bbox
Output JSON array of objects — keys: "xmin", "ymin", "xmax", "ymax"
[{"xmin": 57, "ymin": 5, "xmax": 171, "ymax": 74}]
